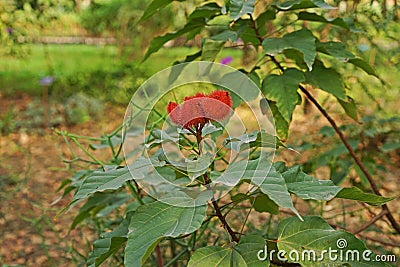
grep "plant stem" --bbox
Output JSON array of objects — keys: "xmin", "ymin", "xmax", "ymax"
[
  {"xmin": 127, "ymin": 180, "xmax": 144, "ymax": 205},
  {"xmin": 194, "ymin": 129, "xmax": 239, "ymax": 243}
]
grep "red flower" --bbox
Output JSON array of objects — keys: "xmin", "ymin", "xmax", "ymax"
[{"xmin": 167, "ymin": 90, "xmax": 233, "ymax": 131}]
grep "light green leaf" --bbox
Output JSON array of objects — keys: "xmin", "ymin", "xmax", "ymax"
[
  {"xmin": 230, "ymin": 0, "xmax": 256, "ymax": 20},
  {"xmin": 282, "ymin": 166, "xmax": 342, "ymax": 201},
  {"xmin": 125, "ymin": 193, "xmax": 207, "ymax": 266},
  {"xmin": 262, "ymin": 28, "xmax": 316, "ymax": 70},
  {"xmin": 305, "ymin": 62, "xmax": 347, "ymax": 101},
  {"xmin": 188, "ymin": 235, "xmax": 268, "ymax": 266},
  {"xmin": 262, "ymin": 68, "xmax": 304, "ymax": 122},
  {"xmin": 278, "ymin": 216, "xmax": 389, "ymax": 267},
  {"xmin": 336, "ymin": 187, "xmax": 397, "ymax": 206},
  {"xmin": 201, "ymin": 39, "xmax": 225, "ymax": 61}
]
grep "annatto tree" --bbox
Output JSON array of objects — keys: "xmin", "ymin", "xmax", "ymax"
[{"xmin": 57, "ymin": 1, "xmax": 399, "ymax": 266}]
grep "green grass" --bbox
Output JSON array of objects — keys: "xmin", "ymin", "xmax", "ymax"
[
  {"xmin": 0, "ymin": 44, "xmax": 243, "ymax": 96},
  {"xmin": 1, "ymin": 44, "xmax": 119, "ymax": 95}
]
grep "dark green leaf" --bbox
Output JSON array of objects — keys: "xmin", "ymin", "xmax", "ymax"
[
  {"xmin": 316, "ymin": 41, "xmax": 355, "ymax": 60},
  {"xmin": 278, "ymin": 216, "xmax": 389, "ymax": 266},
  {"xmin": 298, "ymin": 11, "xmax": 350, "ymax": 30},
  {"xmin": 348, "ymin": 58, "xmax": 379, "ymax": 78},
  {"xmin": 230, "ymin": 0, "xmax": 256, "ymax": 20},
  {"xmin": 125, "ymin": 193, "xmax": 207, "ymax": 266},
  {"xmin": 273, "ymin": 0, "xmax": 334, "ymax": 11},
  {"xmin": 381, "ymin": 141, "xmax": 400, "ymax": 152},
  {"xmin": 71, "ymin": 192, "xmax": 129, "ymax": 230},
  {"xmin": 210, "ymin": 30, "xmax": 239, "ymax": 42},
  {"xmin": 336, "ymin": 187, "xmax": 396, "ymax": 206},
  {"xmin": 262, "ymin": 29, "xmax": 316, "ymax": 70},
  {"xmin": 188, "ymin": 235, "xmax": 267, "ymax": 266},
  {"xmin": 337, "ymin": 96, "xmax": 358, "ymax": 121},
  {"xmin": 305, "ymin": 62, "xmax": 347, "ymax": 101},
  {"xmin": 265, "ymin": 100, "xmax": 289, "ymax": 140},
  {"xmin": 262, "ymin": 68, "xmax": 304, "ymax": 122},
  {"xmin": 256, "ymin": 9, "xmax": 276, "ymax": 36},
  {"xmin": 254, "ymin": 193, "xmax": 280, "ymax": 214}
]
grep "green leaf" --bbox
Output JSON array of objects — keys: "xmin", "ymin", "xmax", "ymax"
[
  {"xmin": 262, "ymin": 29, "xmax": 316, "ymax": 70},
  {"xmin": 278, "ymin": 216, "xmax": 389, "ymax": 266},
  {"xmin": 273, "ymin": 0, "xmax": 334, "ymax": 10},
  {"xmin": 348, "ymin": 58, "xmax": 379, "ymax": 78},
  {"xmin": 201, "ymin": 39, "xmax": 225, "ymax": 61},
  {"xmin": 210, "ymin": 30, "xmax": 239, "ymax": 42},
  {"xmin": 71, "ymin": 192, "xmax": 129, "ymax": 230},
  {"xmin": 219, "ymin": 71, "xmax": 260, "ymax": 107},
  {"xmin": 253, "ymin": 193, "xmax": 279, "ymax": 214},
  {"xmin": 305, "ymin": 62, "xmax": 347, "ymax": 101},
  {"xmin": 143, "ymin": 18, "xmax": 204, "ymax": 61},
  {"xmin": 139, "ymin": 0, "xmax": 182, "ymax": 23},
  {"xmin": 251, "ymin": 163, "xmax": 302, "ymax": 219},
  {"xmin": 316, "ymin": 41, "xmax": 355, "ymax": 61},
  {"xmin": 70, "ymin": 167, "xmax": 132, "ymax": 206},
  {"xmin": 381, "ymin": 141, "xmax": 400, "ymax": 152},
  {"xmin": 336, "ymin": 187, "xmax": 397, "ymax": 206},
  {"xmin": 88, "ymin": 237, "xmax": 126, "ymax": 267},
  {"xmin": 230, "ymin": 0, "xmax": 256, "ymax": 20},
  {"xmin": 337, "ymin": 96, "xmax": 358, "ymax": 121},
  {"xmin": 186, "ymin": 153, "xmax": 213, "ymax": 180},
  {"xmin": 223, "ymin": 131, "xmax": 277, "ymax": 152},
  {"xmin": 263, "ymin": 100, "xmax": 289, "ymax": 140},
  {"xmin": 256, "ymin": 9, "xmax": 276, "ymax": 36},
  {"xmin": 70, "ymin": 157, "xmax": 164, "ymax": 208},
  {"xmin": 298, "ymin": 11, "xmax": 351, "ymax": 30},
  {"xmin": 188, "ymin": 235, "xmax": 268, "ymax": 266},
  {"xmin": 281, "ymin": 166, "xmax": 342, "ymax": 201},
  {"xmin": 262, "ymin": 68, "xmax": 304, "ymax": 122},
  {"xmin": 125, "ymin": 193, "xmax": 207, "ymax": 266},
  {"xmin": 143, "ymin": 3, "xmax": 221, "ymax": 60}
]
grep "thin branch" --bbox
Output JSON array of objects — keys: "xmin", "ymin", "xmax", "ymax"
[{"xmin": 352, "ymin": 209, "xmax": 388, "ymax": 235}]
